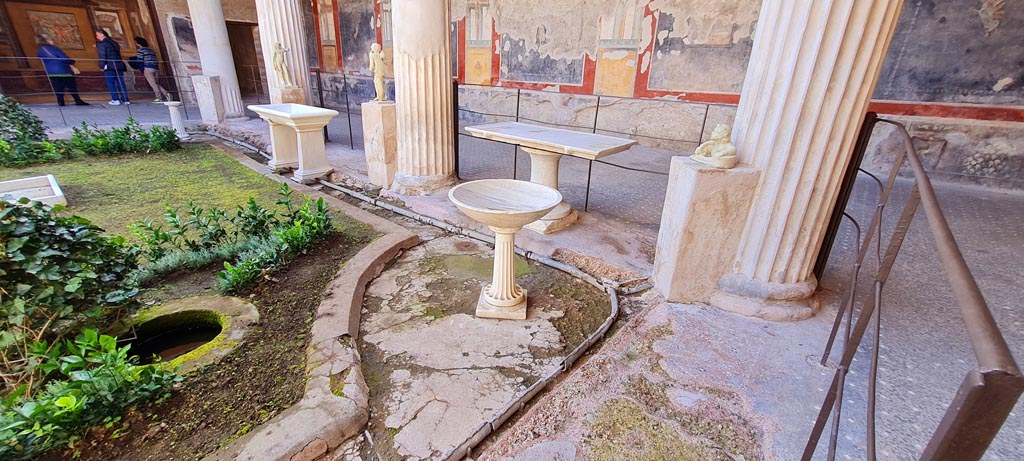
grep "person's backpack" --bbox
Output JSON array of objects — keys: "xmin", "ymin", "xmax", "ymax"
[{"xmin": 127, "ymin": 55, "xmax": 142, "ymax": 70}]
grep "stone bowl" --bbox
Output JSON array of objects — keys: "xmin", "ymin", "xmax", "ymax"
[{"xmin": 448, "ymin": 179, "xmax": 562, "ymax": 229}]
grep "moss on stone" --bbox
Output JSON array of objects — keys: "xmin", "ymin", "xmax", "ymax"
[
  {"xmin": 330, "ymin": 370, "xmax": 348, "ymax": 398},
  {"xmin": 419, "ymin": 254, "xmax": 535, "ymax": 281},
  {"xmin": 586, "ymin": 399, "xmax": 706, "ymax": 461}
]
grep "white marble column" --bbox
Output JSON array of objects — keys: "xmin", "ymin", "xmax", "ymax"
[
  {"xmin": 390, "ymin": 0, "xmax": 456, "ymax": 195},
  {"xmin": 710, "ymin": 0, "xmax": 905, "ymax": 321},
  {"xmin": 186, "ymin": 0, "xmax": 245, "ymax": 118},
  {"xmin": 254, "ymin": 0, "xmax": 313, "ymax": 104},
  {"xmin": 164, "ymin": 102, "xmax": 189, "ymax": 139}
]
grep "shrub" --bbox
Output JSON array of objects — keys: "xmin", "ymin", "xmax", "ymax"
[
  {"xmin": 0, "ymin": 199, "xmax": 139, "ymax": 393},
  {"xmin": 217, "ymin": 197, "xmax": 333, "ymax": 293},
  {"xmin": 70, "ymin": 118, "xmax": 179, "ymax": 157},
  {"xmin": 0, "ymin": 95, "xmax": 45, "ymax": 144},
  {"xmin": 0, "ymin": 329, "xmax": 179, "ymax": 460}
]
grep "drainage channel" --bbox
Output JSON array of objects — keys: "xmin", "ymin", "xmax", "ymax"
[{"xmin": 202, "ymin": 129, "xmax": 652, "ymax": 460}]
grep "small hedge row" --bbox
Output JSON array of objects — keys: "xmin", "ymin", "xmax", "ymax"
[{"xmin": 0, "ymin": 96, "xmax": 180, "ymax": 167}]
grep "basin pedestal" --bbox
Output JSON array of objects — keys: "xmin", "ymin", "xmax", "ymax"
[
  {"xmin": 447, "ymin": 179, "xmax": 562, "ymax": 321},
  {"xmin": 477, "ymin": 226, "xmax": 529, "ymax": 320}
]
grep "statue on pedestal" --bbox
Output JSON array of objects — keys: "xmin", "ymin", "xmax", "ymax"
[
  {"xmin": 369, "ymin": 43, "xmax": 388, "ymax": 102},
  {"xmin": 691, "ymin": 124, "xmax": 738, "ymax": 169},
  {"xmin": 272, "ymin": 42, "xmax": 295, "ymax": 88}
]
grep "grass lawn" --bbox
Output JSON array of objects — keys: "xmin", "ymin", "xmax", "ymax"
[{"xmin": 0, "ymin": 144, "xmax": 286, "ymax": 237}]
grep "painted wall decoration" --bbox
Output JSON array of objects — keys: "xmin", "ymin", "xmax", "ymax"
[
  {"xmin": 645, "ymin": 0, "xmax": 758, "ymax": 93},
  {"xmin": 339, "ymin": 0, "xmax": 375, "ymax": 73},
  {"xmin": 26, "ymin": 11, "xmax": 84, "ymax": 50},
  {"xmin": 170, "ymin": 16, "xmax": 201, "ymax": 73},
  {"xmin": 305, "ymin": 0, "xmax": 1023, "ymax": 110},
  {"xmin": 94, "ymin": 10, "xmax": 130, "ymax": 49},
  {"xmin": 873, "ymin": 0, "xmax": 1023, "ymax": 106}
]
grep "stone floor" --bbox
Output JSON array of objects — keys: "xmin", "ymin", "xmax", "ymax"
[{"xmin": 355, "ymin": 223, "xmax": 611, "ymax": 460}]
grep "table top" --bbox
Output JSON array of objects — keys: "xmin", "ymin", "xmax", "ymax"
[{"xmin": 465, "ymin": 122, "xmax": 636, "ymax": 160}]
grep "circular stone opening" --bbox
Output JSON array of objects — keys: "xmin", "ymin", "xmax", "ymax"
[{"xmin": 127, "ymin": 311, "xmax": 224, "ymax": 365}]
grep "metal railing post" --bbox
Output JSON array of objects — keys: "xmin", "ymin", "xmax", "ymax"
[
  {"xmin": 342, "ymin": 72, "xmax": 354, "ymax": 150},
  {"xmin": 453, "ymin": 78, "xmax": 460, "ymax": 180},
  {"xmin": 513, "ymin": 88, "xmax": 521, "ymax": 180}
]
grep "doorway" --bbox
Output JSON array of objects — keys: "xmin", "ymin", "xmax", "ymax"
[{"xmin": 226, "ymin": 22, "xmax": 261, "ymax": 98}]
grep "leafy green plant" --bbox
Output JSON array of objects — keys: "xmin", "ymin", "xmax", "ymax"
[
  {"xmin": 234, "ymin": 198, "xmax": 279, "ymax": 238},
  {"xmin": 69, "ymin": 118, "xmax": 179, "ymax": 158},
  {"xmin": 0, "ymin": 95, "xmax": 45, "ymax": 144},
  {"xmin": 217, "ymin": 196, "xmax": 333, "ymax": 293},
  {"xmin": 0, "ymin": 199, "xmax": 139, "ymax": 394},
  {"xmin": 0, "ymin": 329, "xmax": 179, "ymax": 460}
]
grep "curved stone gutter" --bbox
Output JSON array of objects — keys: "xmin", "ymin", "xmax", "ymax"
[{"xmin": 205, "ymin": 145, "xmax": 419, "ymax": 461}]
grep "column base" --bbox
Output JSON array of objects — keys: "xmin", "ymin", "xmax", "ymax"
[
  {"xmin": 524, "ymin": 209, "xmax": 578, "ymax": 234},
  {"xmin": 293, "ymin": 166, "xmax": 334, "ymax": 184},
  {"xmin": 391, "ymin": 173, "xmax": 455, "ymax": 196},
  {"xmin": 709, "ymin": 272, "xmax": 820, "ymax": 321},
  {"xmin": 476, "ymin": 287, "xmax": 527, "ymax": 320}
]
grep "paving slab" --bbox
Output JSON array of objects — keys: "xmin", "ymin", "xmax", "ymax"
[{"xmin": 357, "ymin": 228, "xmax": 611, "ymax": 460}]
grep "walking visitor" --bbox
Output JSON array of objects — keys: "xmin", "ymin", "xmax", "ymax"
[
  {"xmin": 132, "ymin": 37, "xmax": 172, "ymax": 102},
  {"xmin": 95, "ymin": 29, "xmax": 129, "ymax": 105},
  {"xmin": 36, "ymin": 34, "xmax": 88, "ymax": 106}
]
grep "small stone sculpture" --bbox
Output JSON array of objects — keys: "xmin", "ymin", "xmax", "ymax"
[
  {"xmin": 691, "ymin": 124, "xmax": 738, "ymax": 169},
  {"xmin": 369, "ymin": 43, "xmax": 388, "ymax": 102},
  {"xmin": 272, "ymin": 43, "xmax": 294, "ymax": 88}
]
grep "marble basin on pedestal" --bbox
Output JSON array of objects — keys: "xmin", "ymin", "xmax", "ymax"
[
  {"xmin": 448, "ymin": 179, "xmax": 562, "ymax": 320},
  {"xmin": 247, "ymin": 103, "xmax": 338, "ymax": 183}
]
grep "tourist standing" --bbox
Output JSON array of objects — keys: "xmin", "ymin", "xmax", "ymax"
[
  {"xmin": 133, "ymin": 37, "xmax": 172, "ymax": 102},
  {"xmin": 95, "ymin": 30, "xmax": 129, "ymax": 105},
  {"xmin": 36, "ymin": 34, "xmax": 88, "ymax": 106}
]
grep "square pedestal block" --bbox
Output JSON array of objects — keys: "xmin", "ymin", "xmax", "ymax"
[
  {"xmin": 192, "ymin": 75, "xmax": 225, "ymax": 125},
  {"xmin": 361, "ymin": 101, "xmax": 398, "ymax": 188},
  {"xmin": 273, "ymin": 86, "xmax": 306, "ymax": 104},
  {"xmin": 475, "ymin": 287, "xmax": 528, "ymax": 320},
  {"xmin": 653, "ymin": 157, "xmax": 760, "ymax": 303}
]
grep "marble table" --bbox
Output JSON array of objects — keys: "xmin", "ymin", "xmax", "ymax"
[
  {"xmin": 248, "ymin": 103, "xmax": 338, "ymax": 183},
  {"xmin": 465, "ymin": 121, "xmax": 636, "ymax": 233}
]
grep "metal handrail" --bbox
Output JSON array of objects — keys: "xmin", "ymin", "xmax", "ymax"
[{"xmin": 805, "ymin": 117, "xmax": 1024, "ymax": 461}]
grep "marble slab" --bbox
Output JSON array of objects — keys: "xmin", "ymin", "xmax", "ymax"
[
  {"xmin": 465, "ymin": 122, "xmax": 637, "ymax": 160},
  {"xmin": 0, "ymin": 174, "xmax": 66, "ymax": 206}
]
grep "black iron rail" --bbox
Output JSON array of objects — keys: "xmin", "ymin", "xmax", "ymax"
[{"xmin": 805, "ymin": 118, "xmax": 1024, "ymax": 461}]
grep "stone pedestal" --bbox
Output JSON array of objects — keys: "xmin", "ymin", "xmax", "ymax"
[
  {"xmin": 248, "ymin": 103, "xmax": 338, "ymax": 183},
  {"xmin": 477, "ymin": 227, "xmax": 528, "ymax": 320},
  {"xmin": 293, "ymin": 128, "xmax": 333, "ymax": 184},
  {"xmin": 164, "ymin": 101, "xmax": 189, "ymax": 139},
  {"xmin": 390, "ymin": 0, "xmax": 455, "ymax": 195},
  {"xmin": 274, "ymin": 86, "xmax": 306, "ymax": 104},
  {"xmin": 362, "ymin": 101, "xmax": 398, "ymax": 188},
  {"xmin": 520, "ymin": 147, "xmax": 578, "ymax": 234},
  {"xmin": 192, "ymin": 75, "xmax": 225, "ymax": 125},
  {"xmin": 186, "ymin": 0, "xmax": 244, "ymax": 118},
  {"xmin": 653, "ymin": 157, "xmax": 759, "ymax": 303},
  {"xmin": 267, "ymin": 121, "xmax": 298, "ymax": 171},
  {"xmin": 254, "ymin": 0, "xmax": 312, "ymax": 104},
  {"xmin": 709, "ymin": 0, "xmax": 905, "ymax": 321}
]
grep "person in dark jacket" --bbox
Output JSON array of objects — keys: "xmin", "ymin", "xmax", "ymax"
[
  {"xmin": 95, "ymin": 30, "xmax": 129, "ymax": 105},
  {"xmin": 36, "ymin": 34, "xmax": 88, "ymax": 106},
  {"xmin": 133, "ymin": 37, "xmax": 171, "ymax": 102}
]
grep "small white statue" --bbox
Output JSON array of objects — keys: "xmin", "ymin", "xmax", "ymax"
[
  {"xmin": 691, "ymin": 124, "xmax": 738, "ymax": 169},
  {"xmin": 369, "ymin": 43, "xmax": 388, "ymax": 102},
  {"xmin": 272, "ymin": 43, "xmax": 294, "ymax": 88}
]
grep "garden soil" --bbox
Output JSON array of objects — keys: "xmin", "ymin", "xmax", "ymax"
[{"xmin": 39, "ymin": 230, "xmax": 373, "ymax": 461}]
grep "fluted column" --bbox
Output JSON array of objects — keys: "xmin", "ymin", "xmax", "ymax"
[
  {"xmin": 254, "ymin": 0, "xmax": 312, "ymax": 104},
  {"xmin": 710, "ymin": 0, "xmax": 905, "ymax": 321},
  {"xmin": 186, "ymin": 0, "xmax": 245, "ymax": 118},
  {"xmin": 390, "ymin": 0, "xmax": 456, "ymax": 195}
]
